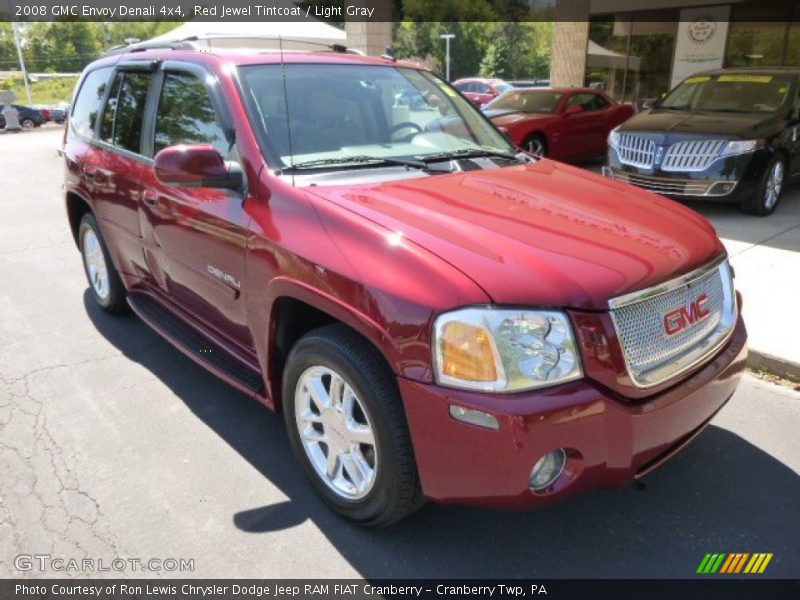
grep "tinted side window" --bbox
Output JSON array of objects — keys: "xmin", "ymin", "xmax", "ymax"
[
  {"xmin": 71, "ymin": 67, "xmax": 113, "ymax": 138},
  {"xmin": 100, "ymin": 71, "xmax": 152, "ymax": 154},
  {"xmin": 589, "ymin": 94, "xmax": 609, "ymax": 110},
  {"xmin": 154, "ymin": 72, "xmax": 227, "ymax": 156},
  {"xmin": 566, "ymin": 93, "xmax": 602, "ymax": 111}
]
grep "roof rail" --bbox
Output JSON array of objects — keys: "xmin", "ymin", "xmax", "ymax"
[
  {"xmin": 102, "ymin": 34, "xmax": 364, "ymax": 58},
  {"xmin": 102, "ymin": 40, "xmax": 197, "ymax": 57},
  {"xmin": 181, "ymin": 34, "xmax": 363, "ymax": 55}
]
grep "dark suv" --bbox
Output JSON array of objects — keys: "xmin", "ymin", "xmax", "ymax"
[
  {"xmin": 604, "ymin": 68, "xmax": 800, "ymax": 216},
  {"xmin": 0, "ymin": 104, "xmax": 45, "ymax": 129},
  {"xmin": 63, "ymin": 45, "xmax": 746, "ymax": 525}
]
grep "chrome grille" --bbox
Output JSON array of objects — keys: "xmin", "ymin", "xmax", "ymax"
[
  {"xmin": 616, "ymin": 134, "xmax": 656, "ymax": 168},
  {"xmin": 612, "ymin": 171, "xmax": 713, "ymax": 196},
  {"xmin": 609, "ymin": 260, "xmax": 736, "ymax": 388},
  {"xmin": 662, "ymin": 140, "xmax": 727, "ymax": 172}
]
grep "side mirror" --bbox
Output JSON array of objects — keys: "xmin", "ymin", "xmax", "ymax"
[
  {"xmin": 563, "ymin": 104, "xmax": 584, "ymax": 116},
  {"xmin": 154, "ymin": 144, "xmax": 243, "ymax": 190}
]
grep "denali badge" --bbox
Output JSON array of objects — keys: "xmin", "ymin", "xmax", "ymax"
[
  {"xmin": 207, "ymin": 265, "xmax": 241, "ymax": 289},
  {"xmin": 663, "ymin": 293, "xmax": 710, "ymax": 335}
]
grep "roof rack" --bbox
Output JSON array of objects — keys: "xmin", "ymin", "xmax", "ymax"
[
  {"xmin": 103, "ymin": 35, "xmax": 363, "ymax": 58},
  {"xmin": 102, "ymin": 40, "xmax": 197, "ymax": 57}
]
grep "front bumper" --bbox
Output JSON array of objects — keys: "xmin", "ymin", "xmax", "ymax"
[
  {"xmin": 605, "ymin": 147, "xmax": 768, "ymax": 202},
  {"xmin": 398, "ymin": 313, "xmax": 747, "ymax": 508}
]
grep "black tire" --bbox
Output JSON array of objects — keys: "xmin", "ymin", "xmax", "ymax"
[
  {"xmin": 21, "ymin": 118, "xmax": 35, "ymax": 130},
  {"xmin": 282, "ymin": 324, "xmax": 424, "ymax": 526},
  {"xmin": 741, "ymin": 154, "xmax": 786, "ymax": 216},
  {"xmin": 523, "ymin": 133, "xmax": 547, "ymax": 157},
  {"xmin": 78, "ymin": 213, "xmax": 129, "ymax": 313}
]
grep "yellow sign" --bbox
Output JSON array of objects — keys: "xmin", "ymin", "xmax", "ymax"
[{"xmin": 718, "ymin": 75, "xmax": 773, "ymax": 83}]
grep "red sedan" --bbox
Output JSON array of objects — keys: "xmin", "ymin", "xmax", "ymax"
[
  {"xmin": 452, "ymin": 77, "xmax": 513, "ymax": 107},
  {"xmin": 483, "ymin": 87, "xmax": 635, "ymax": 162}
]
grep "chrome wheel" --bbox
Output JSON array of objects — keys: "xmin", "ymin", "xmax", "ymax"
[
  {"xmin": 294, "ymin": 366, "xmax": 378, "ymax": 500},
  {"xmin": 525, "ymin": 137, "xmax": 545, "ymax": 157},
  {"xmin": 21, "ymin": 119, "xmax": 34, "ymax": 130},
  {"xmin": 764, "ymin": 160, "xmax": 784, "ymax": 210},
  {"xmin": 82, "ymin": 229, "xmax": 110, "ymax": 301}
]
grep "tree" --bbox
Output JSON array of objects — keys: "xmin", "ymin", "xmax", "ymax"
[{"xmin": 0, "ymin": 22, "xmax": 180, "ymax": 74}]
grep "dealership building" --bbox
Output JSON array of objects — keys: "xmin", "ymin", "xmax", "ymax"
[
  {"xmin": 347, "ymin": 0, "xmax": 798, "ymax": 106},
  {"xmin": 549, "ymin": 0, "xmax": 800, "ymax": 106}
]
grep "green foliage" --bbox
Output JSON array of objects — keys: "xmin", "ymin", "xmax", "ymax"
[
  {"xmin": 394, "ymin": 18, "xmax": 552, "ymax": 81},
  {"xmin": 0, "ymin": 22, "xmax": 179, "ymax": 73},
  {"xmin": 0, "ymin": 75, "xmax": 79, "ymax": 105}
]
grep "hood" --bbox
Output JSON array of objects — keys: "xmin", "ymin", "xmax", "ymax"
[
  {"xmin": 307, "ymin": 160, "xmax": 724, "ymax": 310},
  {"xmin": 485, "ymin": 110, "xmax": 554, "ymax": 127},
  {"xmin": 619, "ymin": 108, "xmax": 780, "ymax": 141}
]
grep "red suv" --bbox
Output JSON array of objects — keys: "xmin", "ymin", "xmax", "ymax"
[{"xmin": 64, "ymin": 46, "xmax": 747, "ymax": 526}]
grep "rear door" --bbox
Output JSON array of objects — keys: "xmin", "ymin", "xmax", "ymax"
[
  {"xmin": 137, "ymin": 63, "xmax": 253, "ymax": 350},
  {"xmin": 87, "ymin": 64, "xmax": 155, "ymax": 279}
]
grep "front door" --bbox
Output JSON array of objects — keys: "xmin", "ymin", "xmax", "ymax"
[
  {"xmin": 558, "ymin": 93, "xmax": 609, "ymax": 160},
  {"xmin": 138, "ymin": 66, "xmax": 253, "ymax": 351}
]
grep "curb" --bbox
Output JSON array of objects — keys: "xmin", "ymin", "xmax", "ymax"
[{"xmin": 747, "ymin": 349, "xmax": 800, "ymax": 383}]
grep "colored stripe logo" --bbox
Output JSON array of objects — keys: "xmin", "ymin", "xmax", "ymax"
[{"xmin": 697, "ymin": 553, "xmax": 773, "ymax": 574}]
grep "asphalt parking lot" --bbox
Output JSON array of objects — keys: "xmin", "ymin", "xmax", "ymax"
[{"xmin": 1, "ymin": 129, "xmax": 798, "ymax": 579}]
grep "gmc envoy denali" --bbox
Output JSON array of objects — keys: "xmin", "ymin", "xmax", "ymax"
[{"xmin": 63, "ymin": 44, "xmax": 747, "ymax": 525}]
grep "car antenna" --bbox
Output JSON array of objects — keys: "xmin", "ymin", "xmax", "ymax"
[{"xmin": 278, "ymin": 35, "xmax": 296, "ymax": 176}]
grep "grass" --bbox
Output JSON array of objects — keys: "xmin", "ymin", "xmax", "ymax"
[{"xmin": 0, "ymin": 76, "xmax": 78, "ymax": 106}]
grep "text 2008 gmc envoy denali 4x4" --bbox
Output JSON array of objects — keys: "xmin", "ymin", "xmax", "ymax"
[{"xmin": 63, "ymin": 45, "xmax": 747, "ymax": 525}]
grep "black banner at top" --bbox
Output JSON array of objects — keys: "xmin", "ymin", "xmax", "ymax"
[{"xmin": 0, "ymin": 0, "xmax": 798, "ymax": 22}]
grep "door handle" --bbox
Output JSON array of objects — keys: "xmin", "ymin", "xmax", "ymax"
[{"xmin": 142, "ymin": 191, "xmax": 159, "ymax": 207}]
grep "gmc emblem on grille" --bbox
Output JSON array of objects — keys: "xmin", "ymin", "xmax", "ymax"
[{"xmin": 663, "ymin": 293, "xmax": 710, "ymax": 335}]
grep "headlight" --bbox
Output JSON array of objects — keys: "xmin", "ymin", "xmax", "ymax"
[
  {"xmin": 608, "ymin": 127, "xmax": 621, "ymax": 149},
  {"xmin": 433, "ymin": 307, "xmax": 583, "ymax": 393},
  {"xmin": 719, "ymin": 139, "xmax": 763, "ymax": 157}
]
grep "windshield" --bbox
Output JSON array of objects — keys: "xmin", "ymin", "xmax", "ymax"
[
  {"xmin": 485, "ymin": 90, "xmax": 563, "ymax": 113},
  {"xmin": 660, "ymin": 74, "xmax": 793, "ymax": 113},
  {"xmin": 494, "ymin": 83, "xmax": 514, "ymax": 93},
  {"xmin": 238, "ymin": 64, "xmax": 516, "ymax": 170}
]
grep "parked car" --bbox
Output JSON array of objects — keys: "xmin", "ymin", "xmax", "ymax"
[
  {"xmin": 34, "ymin": 105, "xmax": 53, "ymax": 122},
  {"xmin": 483, "ymin": 87, "xmax": 636, "ymax": 161},
  {"xmin": 0, "ymin": 104, "xmax": 45, "ymax": 129},
  {"xmin": 50, "ymin": 106, "xmax": 68, "ymax": 123},
  {"xmin": 604, "ymin": 68, "xmax": 800, "ymax": 215},
  {"xmin": 452, "ymin": 77, "xmax": 513, "ymax": 107},
  {"xmin": 64, "ymin": 47, "xmax": 746, "ymax": 526}
]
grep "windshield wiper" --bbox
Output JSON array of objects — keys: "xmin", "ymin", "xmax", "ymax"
[
  {"xmin": 283, "ymin": 155, "xmax": 427, "ymax": 172},
  {"xmin": 699, "ymin": 108, "xmax": 752, "ymax": 113},
  {"xmin": 417, "ymin": 148, "xmax": 523, "ymax": 163}
]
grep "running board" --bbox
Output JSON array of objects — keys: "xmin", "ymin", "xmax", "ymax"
[{"xmin": 127, "ymin": 293, "xmax": 265, "ymax": 395}]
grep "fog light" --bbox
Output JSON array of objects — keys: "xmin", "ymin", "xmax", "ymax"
[
  {"xmin": 529, "ymin": 449, "xmax": 566, "ymax": 491},
  {"xmin": 709, "ymin": 181, "xmax": 736, "ymax": 196}
]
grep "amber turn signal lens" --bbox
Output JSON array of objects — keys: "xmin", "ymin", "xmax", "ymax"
[{"xmin": 439, "ymin": 321, "xmax": 498, "ymax": 382}]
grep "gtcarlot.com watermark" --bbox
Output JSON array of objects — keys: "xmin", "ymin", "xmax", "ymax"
[{"xmin": 14, "ymin": 554, "xmax": 194, "ymax": 573}]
